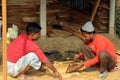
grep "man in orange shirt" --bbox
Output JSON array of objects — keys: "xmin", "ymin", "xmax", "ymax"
[
  {"xmin": 7, "ymin": 22, "xmax": 62, "ymax": 80},
  {"xmin": 67, "ymin": 21, "xmax": 118, "ymax": 78}
]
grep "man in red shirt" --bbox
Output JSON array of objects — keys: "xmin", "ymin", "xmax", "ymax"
[
  {"xmin": 67, "ymin": 21, "xmax": 118, "ymax": 79},
  {"xmin": 7, "ymin": 22, "xmax": 62, "ymax": 80}
]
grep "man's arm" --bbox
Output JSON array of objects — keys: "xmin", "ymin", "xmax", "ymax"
[
  {"xmin": 43, "ymin": 59, "xmax": 62, "ymax": 80},
  {"xmin": 66, "ymin": 62, "xmax": 86, "ymax": 73},
  {"xmin": 74, "ymin": 52, "xmax": 83, "ymax": 61}
]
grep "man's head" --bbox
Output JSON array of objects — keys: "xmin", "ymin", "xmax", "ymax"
[
  {"xmin": 80, "ymin": 21, "xmax": 96, "ymax": 42},
  {"xmin": 26, "ymin": 22, "xmax": 41, "ymax": 41}
]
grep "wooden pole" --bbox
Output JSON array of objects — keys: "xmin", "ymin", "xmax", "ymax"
[
  {"xmin": 2, "ymin": 0, "xmax": 7, "ymax": 80},
  {"xmin": 40, "ymin": 0, "xmax": 47, "ymax": 36},
  {"xmin": 90, "ymin": 0, "xmax": 101, "ymax": 22},
  {"xmin": 109, "ymin": 0, "xmax": 115, "ymax": 35}
]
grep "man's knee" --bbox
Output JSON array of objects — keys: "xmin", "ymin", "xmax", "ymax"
[
  {"xmin": 99, "ymin": 50, "xmax": 108, "ymax": 59},
  {"xmin": 26, "ymin": 52, "xmax": 41, "ymax": 70},
  {"xmin": 27, "ymin": 52, "xmax": 39, "ymax": 60}
]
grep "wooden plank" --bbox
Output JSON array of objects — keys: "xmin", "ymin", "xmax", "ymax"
[
  {"xmin": 23, "ymin": 17, "xmax": 39, "ymax": 22},
  {"xmin": 70, "ymin": 10, "xmax": 89, "ymax": 24},
  {"xmin": 7, "ymin": 0, "xmax": 40, "ymax": 5},
  {"xmin": 90, "ymin": 0, "xmax": 109, "ymax": 10},
  {"xmin": 7, "ymin": 5, "xmax": 38, "ymax": 9},
  {"xmin": 62, "ymin": 24, "xmax": 84, "ymax": 41},
  {"xmin": 90, "ymin": 0, "xmax": 101, "ymax": 22},
  {"xmin": 2, "ymin": 0, "xmax": 7, "ymax": 80},
  {"xmin": 7, "ymin": 11, "xmax": 37, "ymax": 16}
]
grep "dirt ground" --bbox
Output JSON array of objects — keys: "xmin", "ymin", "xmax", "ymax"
[
  {"xmin": 2, "ymin": 57, "xmax": 120, "ymax": 80},
  {"xmin": 0, "ymin": 31, "xmax": 120, "ymax": 80}
]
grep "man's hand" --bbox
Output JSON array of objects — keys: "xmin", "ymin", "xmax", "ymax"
[
  {"xmin": 43, "ymin": 60, "xmax": 62, "ymax": 80},
  {"xmin": 74, "ymin": 53, "xmax": 83, "ymax": 61},
  {"xmin": 54, "ymin": 71, "xmax": 62, "ymax": 80},
  {"xmin": 66, "ymin": 63, "xmax": 85, "ymax": 73},
  {"xmin": 74, "ymin": 54, "xmax": 80, "ymax": 61}
]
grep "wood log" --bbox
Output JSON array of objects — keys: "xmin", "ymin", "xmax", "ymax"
[{"xmin": 90, "ymin": 0, "xmax": 101, "ymax": 22}]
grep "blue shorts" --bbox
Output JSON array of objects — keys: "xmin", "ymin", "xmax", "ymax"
[{"xmin": 7, "ymin": 52, "xmax": 41, "ymax": 77}]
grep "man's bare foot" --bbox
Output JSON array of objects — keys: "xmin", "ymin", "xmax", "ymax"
[
  {"xmin": 39, "ymin": 66, "xmax": 46, "ymax": 72},
  {"xmin": 17, "ymin": 74, "xmax": 33, "ymax": 80},
  {"xmin": 111, "ymin": 66, "xmax": 120, "ymax": 71}
]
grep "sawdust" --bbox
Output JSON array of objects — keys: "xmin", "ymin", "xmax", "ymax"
[
  {"xmin": 6, "ymin": 57, "xmax": 120, "ymax": 80},
  {"xmin": 0, "ymin": 33, "xmax": 120, "ymax": 80}
]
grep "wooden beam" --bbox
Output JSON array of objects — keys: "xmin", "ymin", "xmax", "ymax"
[
  {"xmin": 109, "ymin": 0, "xmax": 115, "ymax": 35},
  {"xmin": 90, "ymin": 0, "xmax": 101, "ymax": 22},
  {"xmin": 40, "ymin": 0, "xmax": 47, "ymax": 36},
  {"xmin": 2, "ymin": 0, "xmax": 7, "ymax": 80}
]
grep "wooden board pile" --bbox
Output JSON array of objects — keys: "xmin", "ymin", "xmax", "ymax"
[
  {"xmin": 92, "ymin": 1, "xmax": 110, "ymax": 32},
  {"xmin": 0, "ymin": 0, "xmax": 110, "ymax": 35},
  {"xmin": 46, "ymin": 0, "xmax": 89, "ymax": 38},
  {"xmin": 3, "ymin": 0, "xmax": 40, "ymax": 32}
]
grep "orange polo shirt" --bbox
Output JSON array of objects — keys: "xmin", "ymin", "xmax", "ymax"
[
  {"xmin": 7, "ymin": 33, "xmax": 48, "ymax": 63},
  {"xmin": 83, "ymin": 34, "xmax": 117, "ymax": 67}
]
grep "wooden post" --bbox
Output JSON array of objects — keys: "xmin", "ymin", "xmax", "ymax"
[
  {"xmin": 40, "ymin": 0, "xmax": 47, "ymax": 36},
  {"xmin": 90, "ymin": 0, "xmax": 101, "ymax": 22},
  {"xmin": 109, "ymin": 0, "xmax": 115, "ymax": 35},
  {"xmin": 2, "ymin": 0, "xmax": 7, "ymax": 80}
]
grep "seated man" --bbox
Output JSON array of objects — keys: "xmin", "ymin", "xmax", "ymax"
[
  {"xmin": 68, "ymin": 21, "xmax": 118, "ymax": 78},
  {"xmin": 7, "ymin": 22, "xmax": 62, "ymax": 80}
]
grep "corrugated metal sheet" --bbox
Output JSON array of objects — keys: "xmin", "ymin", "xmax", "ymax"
[{"xmin": 69, "ymin": 0, "xmax": 89, "ymax": 10}]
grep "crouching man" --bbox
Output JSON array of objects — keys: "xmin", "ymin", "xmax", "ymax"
[
  {"xmin": 7, "ymin": 22, "xmax": 62, "ymax": 80},
  {"xmin": 68, "ymin": 21, "xmax": 118, "ymax": 79}
]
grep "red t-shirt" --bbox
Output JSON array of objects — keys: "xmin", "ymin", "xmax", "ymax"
[
  {"xmin": 83, "ymin": 34, "xmax": 117, "ymax": 67},
  {"xmin": 7, "ymin": 33, "xmax": 48, "ymax": 63}
]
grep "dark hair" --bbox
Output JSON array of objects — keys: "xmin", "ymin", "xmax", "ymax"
[
  {"xmin": 26, "ymin": 22, "xmax": 41, "ymax": 35},
  {"xmin": 80, "ymin": 28, "xmax": 96, "ymax": 34}
]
